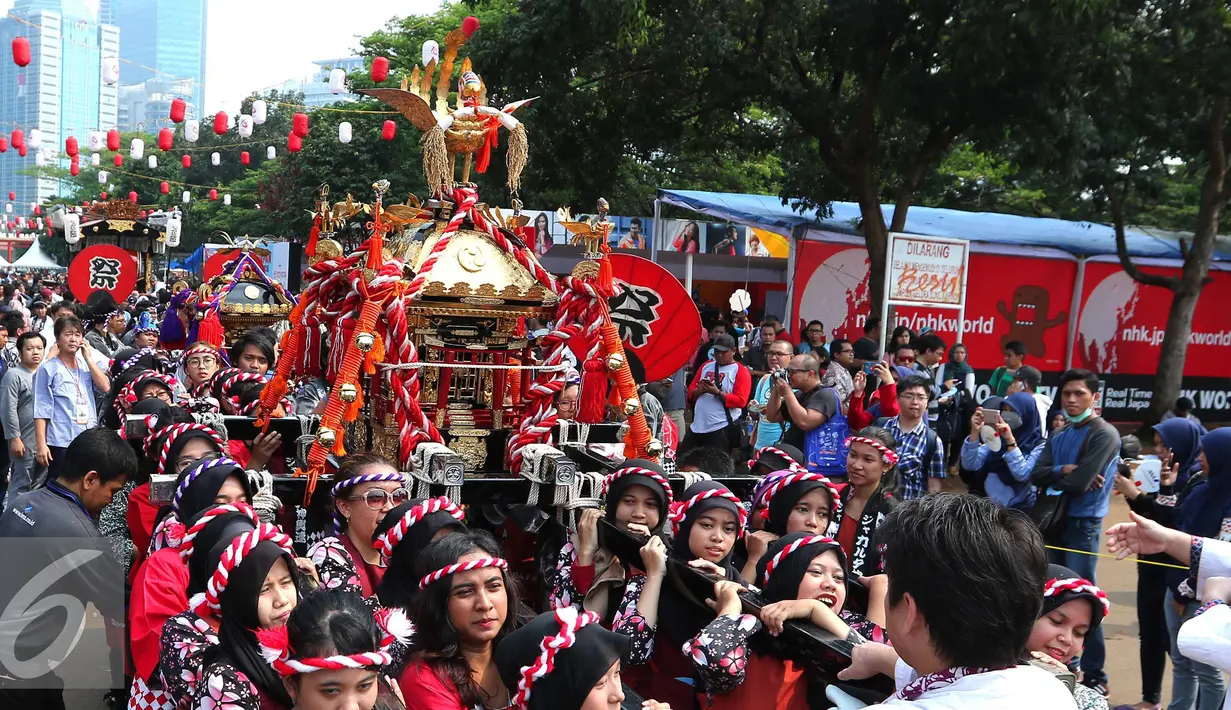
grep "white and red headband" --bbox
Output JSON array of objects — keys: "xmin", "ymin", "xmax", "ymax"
[
  {"xmin": 1044, "ymin": 577, "xmax": 1110, "ymax": 616},
  {"xmin": 114, "ymin": 370, "xmax": 180, "ymax": 418},
  {"xmin": 601, "ymin": 466, "xmax": 675, "ymax": 507},
  {"xmin": 330, "ymin": 471, "xmax": 410, "ymax": 534},
  {"xmin": 761, "ymin": 534, "xmax": 838, "ymax": 586},
  {"xmin": 844, "ymin": 435, "xmax": 899, "ymax": 467},
  {"xmin": 511, "ymin": 607, "xmax": 600, "ymax": 708},
  {"xmin": 372, "ymin": 496, "xmax": 465, "ymax": 562},
  {"xmin": 255, "ymin": 607, "xmax": 413, "ymax": 678},
  {"xmin": 757, "ymin": 471, "xmax": 840, "ymax": 517},
  {"xmin": 147, "ymin": 422, "xmax": 227, "ymax": 478},
  {"xmin": 419, "ymin": 556, "xmax": 508, "ymax": 591},
  {"xmin": 191, "ymin": 523, "xmax": 295, "ymax": 617},
  {"xmin": 179, "ymin": 502, "xmax": 260, "ymax": 561},
  {"xmin": 667, "ymin": 487, "xmax": 748, "ymax": 538},
  {"xmin": 756, "ymin": 446, "xmax": 805, "ymax": 473}
]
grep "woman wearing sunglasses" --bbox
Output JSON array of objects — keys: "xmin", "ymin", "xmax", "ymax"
[{"xmin": 308, "ymin": 453, "xmax": 411, "ymax": 599}]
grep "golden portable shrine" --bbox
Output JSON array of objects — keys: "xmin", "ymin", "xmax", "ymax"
[
  {"xmin": 194, "ymin": 237, "xmax": 297, "ymax": 342},
  {"xmin": 58, "ymin": 199, "xmax": 172, "ymax": 281}
]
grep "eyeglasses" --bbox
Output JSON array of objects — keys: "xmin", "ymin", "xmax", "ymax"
[
  {"xmin": 556, "ymin": 399, "xmax": 577, "ymax": 409},
  {"xmin": 786, "ymin": 367, "xmax": 811, "ymax": 375},
  {"xmin": 835, "ymin": 348, "xmax": 853, "ymax": 355},
  {"xmin": 897, "ymin": 356, "xmax": 915, "ymax": 364},
  {"xmin": 899, "ymin": 393, "xmax": 928, "ymax": 402},
  {"xmin": 769, "ymin": 351, "xmax": 792, "ymax": 358},
  {"xmin": 186, "ymin": 356, "xmax": 217, "ymax": 367},
  {"xmin": 347, "ymin": 487, "xmax": 410, "ymax": 510}
]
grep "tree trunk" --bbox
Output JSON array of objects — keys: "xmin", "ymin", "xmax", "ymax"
[{"xmin": 857, "ymin": 167, "xmax": 890, "ymax": 322}]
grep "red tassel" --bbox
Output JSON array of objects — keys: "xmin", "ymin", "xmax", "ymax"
[
  {"xmin": 577, "ymin": 358, "xmax": 608, "ymax": 424},
  {"xmin": 306, "ymin": 215, "xmax": 321, "ymax": 258}
]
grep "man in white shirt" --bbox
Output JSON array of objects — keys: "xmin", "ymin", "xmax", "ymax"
[
  {"xmin": 683, "ymin": 333, "xmax": 751, "ymax": 455},
  {"xmin": 839, "ymin": 494, "xmax": 1077, "ymax": 708}
]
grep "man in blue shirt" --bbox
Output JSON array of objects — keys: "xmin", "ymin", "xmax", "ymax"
[
  {"xmin": 1030, "ymin": 368, "xmax": 1119, "ymax": 697},
  {"xmin": 32, "ymin": 316, "xmax": 111, "ymax": 483},
  {"xmin": 880, "ymin": 375, "xmax": 945, "ymax": 499}
]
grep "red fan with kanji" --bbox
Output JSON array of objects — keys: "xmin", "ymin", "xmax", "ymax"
[{"xmin": 605, "ymin": 254, "xmax": 702, "ymax": 381}]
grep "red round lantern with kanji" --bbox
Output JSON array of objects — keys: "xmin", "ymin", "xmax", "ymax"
[
  {"xmin": 292, "ymin": 113, "xmax": 309, "ymax": 138},
  {"xmin": 596, "ymin": 254, "xmax": 704, "ymax": 382},
  {"xmin": 213, "ymin": 111, "xmax": 228, "ymax": 135},
  {"xmin": 209, "ymin": 189, "xmax": 218, "ymax": 201},
  {"xmin": 106, "ymin": 128, "xmax": 120, "ymax": 151},
  {"xmin": 113, "ymin": 153, "xmax": 123, "ymax": 167},
  {"xmin": 170, "ymin": 98, "xmax": 186, "ymax": 123},
  {"xmin": 158, "ymin": 127, "xmax": 173, "ymax": 151},
  {"xmin": 240, "ymin": 151, "xmax": 250, "ymax": 165},
  {"xmin": 181, "ymin": 154, "xmax": 191, "ymax": 168},
  {"xmin": 160, "ymin": 181, "xmax": 169, "ymax": 194},
  {"xmin": 68, "ymin": 244, "xmax": 138, "ymax": 301},
  {"xmin": 128, "ymin": 191, "xmax": 138, "ymax": 203},
  {"xmin": 12, "ymin": 37, "xmax": 30, "ymax": 67},
  {"xmin": 371, "ymin": 56, "xmax": 389, "ymax": 82},
  {"xmin": 65, "ymin": 136, "xmax": 79, "ymax": 157},
  {"xmin": 287, "ymin": 133, "xmax": 302, "ymax": 152},
  {"xmin": 11, "ymin": 130, "xmax": 23, "ymax": 149},
  {"xmin": 382, "ymin": 120, "xmax": 397, "ymax": 140}
]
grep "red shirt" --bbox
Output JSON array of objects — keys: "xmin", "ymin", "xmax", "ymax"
[
  {"xmin": 705, "ymin": 654, "xmax": 809, "ymax": 710},
  {"xmin": 398, "ymin": 660, "xmax": 467, "ymax": 710},
  {"xmin": 129, "ymin": 546, "xmax": 191, "ymax": 680},
  {"xmin": 127, "ymin": 482, "xmax": 161, "ymax": 583}
]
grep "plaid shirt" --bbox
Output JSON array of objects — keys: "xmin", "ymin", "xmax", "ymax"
[{"xmin": 883, "ymin": 416, "xmax": 945, "ymax": 500}]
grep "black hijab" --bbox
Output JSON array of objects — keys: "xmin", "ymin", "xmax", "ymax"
[
  {"xmin": 766, "ymin": 479, "xmax": 834, "ymax": 537},
  {"xmin": 495, "ymin": 610, "xmax": 630, "ymax": 710},
  {"xmin": 756, "ymin": 532, "xmax": 848, "ymax": 602},
  {"xmin": 373, "ymin": 498, "xmax": 468, "ymax": 609},
  {"xmin": 604, "ymin": 459, "xmax": 672, "ymax": 535},
  {"xmin": 186, "ymin": 512, "xmax": 258, "ymax": 597},
  {"xmin": 175, "ymin": 460, "xmax": 255, "ymax": 520}
]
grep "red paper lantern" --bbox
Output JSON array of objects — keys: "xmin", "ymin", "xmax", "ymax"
[
  {"xmin": 70, "ymin": 162, "xmax": 80, "ymax": 176},
  {"xmin": 382, "ymin": 120, "xmax": 397, "ymax": 140},
  {"xmin": 129, "ymin": 191, "xmax": 138, "ymax": 203},
  {"xmin": 27, "ymin": 218, "xmax": 35, "ymax": 228},
  {"xmin": 292, "ymin": 113, "xmax": 309, "ymax": 138},
  {"xmin": 240, "ymin": 151, "xmax": 250, "ymax": 165},
  {"xmin": 106, "ymin": 128, "xmax": 120, "ymax": 151},
  {"xmin": 213, "ymin": 111, "xmax": 228, "ymax": 135},
  {"xmin": 11, "ymin": 130, "xmax": 23, "ymax": 148},
  {"xmin": 113, "ymin": 153, "xmax": 123, "ymax": 167},
  {"xmin": 12, "ymin": 37, "xmax": 30, "ymax": 67},
  {"xmin": 65, "ymin": 136, "xmax": 79, "ymax": 157},
  {"xmin": 160, "ymin": 181, "xmax": 169, "ymax": 194},
  {"xmin": 181, "ymin": 154, "xmax": 191, "ymax": 168},
  {"xmin": 32, "ymin": 205, "xmax": 40, "ymax": 215},
  {"xmin": 158, "ymin": 127, "xmax": 173, "ymax": 151},
  {"xmin": 462, "ymin": 16, "xmax": 480, "ymax": 38},
  {"xmin": 17, "ymin": 145, "xmax": 26, "ymax": 158},
  {"xmin": 0, "ymin": 138, "xmax": 8, "ymax": 153},
  {"xmin": 371, "ymin": 56, "xmax": 389, "ymax": 82},
  {"xmin": 43, "ymin": 216, "xmax": 50, "ymax": 228},
  {"xmin": 209, "ymin": 189, "xmax": 218, "ymax": 201},
  {"xmin": 99, "ymin": 192, "xmax": 107, "ymax": 201},
  {"xmin": 287, "ymin": 133, "xmax": 302, "ymax": 152},
  {"xmin": 8, "ymin": 191, "xmax": 14, "ymax": 200},
  {"xmin": 170, "ymin": 98, "xmax": 186, "ymax": 123}
]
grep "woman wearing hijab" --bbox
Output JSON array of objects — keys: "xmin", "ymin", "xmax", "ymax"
[
  {"xmin": 189, "ymin": 524, "xmax": 306, "ymax": 710},
  {"xmin": 550, "ymin": 461, "xmax": 673, "ymax": 623},
  {"xmin": 960, "ymin": 393, "xmax": 1045, "ymax": 511},
  {"xmin": 615, "ymin": 480, "xmax": 747, "ymax": 710},
  {"xmin": 1028, "ymin": 565, "xmax": 1111, "ymax": 710},
  {"xmin": 153, "ymin": 505, "xmax": 260, "ymax": 708},
  {"xmin": 495, "ymin": 607, "xmax": 672, "ymax": 710},
  {"xmin": 398, "ymin": 531, "xmax": 522, "ymax": 709},
  {"xmin": 373, "ymin": 497, "xmax": 469, "ymax": 611},
  {"xmin": 308, "ymin": 453, "xmax": 411, "ymax": 599},
  {"xmin": 687, "ymin": 534, "xmax": 887, "ymax": 710},
  {"xmin": 1113, "ymin": 417, "xmax": 1206, "ymax": 710},
  {"xmin": 837, "ymin": 427, "xmax": 901, "ymax": 578},
  {"xmin": 740, "ymin": 470, "xmax": 841, "ymax": 581}
]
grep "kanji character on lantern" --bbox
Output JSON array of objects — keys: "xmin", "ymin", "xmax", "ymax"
[{"xmin": 130, "ymin": 138, "xmax": 144, "ymax": 159}]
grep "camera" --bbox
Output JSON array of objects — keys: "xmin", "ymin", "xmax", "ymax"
[{"xmin": 772, "ymin": 369, "xmax": 789, "ymax": 381}]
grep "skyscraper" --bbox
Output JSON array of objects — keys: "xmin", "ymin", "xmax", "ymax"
[
  {"xmin": 0, "ymin": 1, "xmax": 119, "ymax": 206},
  {"xmin": 114, "ymin": 0, "xmax": 208, "ymax": 120}
]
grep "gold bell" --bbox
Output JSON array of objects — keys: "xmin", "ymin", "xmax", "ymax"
[
  {"xmin": 605, "ymin": 353, "xmax": 625, "ymax": 371},
  {"xmin": 317, "ymin": 427, "xmax": 337, "ymax": 447},
  {"xmin": 355, "ymin": 332, "xmax": 376, "ymax": 352},
  {"xmin": 623, "ymin": 397, "xmax": 640, "ymax": 416},
  {"xmin": 646, "ymin": 438, "xmax": 664, "ymax": 457},
  {"xmin": 338, "ymin": 383, "xmax": 359, "ymax": 403}
]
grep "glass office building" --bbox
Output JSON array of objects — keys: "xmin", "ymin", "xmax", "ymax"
[{"xmin": 114, "ymin": 0, "xmax": 208, "ymax": 120}]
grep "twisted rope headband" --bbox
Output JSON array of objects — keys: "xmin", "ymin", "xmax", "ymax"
[
  {"xmin": 172, "ymin": 457, "xmax": 244, "ymax": 512},
  {"xmin": 149, "ymin": 423, "xmax": 227, "ymax": 478},
  {"xmin": 117, "ymin": 347, "xmax": 162, "ymax": 373},
  {"xmin": 844, "ymin": 436, "xmax": 900, "ymax": 467},
  {"xmin": 257, "ymin": 624, "xmax": 391, "ymax": 677},
  {"xmin": 600, "ymin": 466, "xmax": 675, "ymax": 508},
  {"xmin": 235, "ymin": 396, "xmax": 292, "ymax": 416},
  {"xmin": 511, "ymin": 607, "xmax": 600, "ymax": 708},
  {"xmin": 1044, "ymin": 577, "xmax": 1110, "ymax": 615},
  {"xmin": 373, "ymin": 496, "xmax": 464, "ymax": 561},
  {"xmin": 329, "ymin": 471, "xmax": 410, "ymax": 534},
  {"xmin": 113, "ymin": 370, "xmax": 179, "ymax": 418},
  {"xmin": 192, "ymin": 523, "xmax": 294, "ymax": 616},
  {"xmin": 756, "ymin": 446, "xmax": 805, "ymax": 473},
  {"xmin": 419, "ymin": 556, "xmax": 508, "ymax": 591},
  {"xmin": 667, "ymin": 488, "xmax": 748, "ymax": 539},
  {"xmin": 761, "ymin": 534, "xmax": 836, "ymax": 586},
  {"xmin": 757, "ymin": 471, "xmax": 842, "ymax": 520},
  {"xmin": 179, "ymin": 502, "xmax": 259, "ymax": 561}
]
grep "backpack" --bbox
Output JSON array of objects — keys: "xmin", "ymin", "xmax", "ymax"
[{"xmin": 805, "ymin": 388, "xmax": 850, "ymax": 477}]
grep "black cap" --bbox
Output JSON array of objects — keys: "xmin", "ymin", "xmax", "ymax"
[
  {"xmin": 30, "ymin": 298, "xmax": 45, "ymax": 308},
  {"xmin": 712, "ymin": 333, "xmax": 736, "ymax": 352},
  {"xmin": 1014, "ymin": 365, "xmax": 1042, "ymax": 390}
]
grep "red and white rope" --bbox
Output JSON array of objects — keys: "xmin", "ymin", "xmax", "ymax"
[
  {"xmin": 1044, "ymin": 577, "xmax": 1110, "ymax": 615},
  {"xmin": 113, "ymin": 370, "xmax": 180, "ymax": 419},
  {"xmin": 149, "ymin": 423, "xmax": 227, "ymax": 478},
  {"xmin": 667, "ymin": 488, "xmax": 748, "ymax": 538},
  {"xmin": 195, "ymin": 523, "xmax": 295, "ymax": 616},
  {"xmin": 844, "ymin": 436, "xmax": 900, "ymax": 467},
  {"xmin": 257, "ymin": 625, "xmax": 391, "ymax": 677},
  {"xmin": 511, "ymin": 607, "xmax": 600, "ymax": 708},
  {"xmin": 761, "ymin": 535, "xmax": 837, "ymax": 586},
  {"xmin": 601, "ymin": 467, "xmax": 675, "ymax": 508},
  {"xmin": 373, "ymin": 496, "xmax": 465, "ymax": 562},
  {"xmin": 756, "ymin": 446, "xmax": 806, "ymax": 473},
  {"xmin": 418, "ymin": 556, "xmax": 508, "ymax": 590},
  {"xmin": 757, "ymin": 471, "xmax": 842, "ymax": 521},
  {"xmin": 179, "ymin": 502, "xmax": 259, "ymax": 561}
]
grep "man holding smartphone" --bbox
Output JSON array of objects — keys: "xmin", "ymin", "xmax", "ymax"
[{"xmin": 684, "ymin": 334, "xmax": 751, "ymax": 455}]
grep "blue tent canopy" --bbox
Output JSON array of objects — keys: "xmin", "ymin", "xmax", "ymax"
[
  {"xmin": 657, "ymin": 189, "xmax": 1212, "ymax": 260},
  {"xmin": 170, "ymin": 245, "xmax": 205, "ymax": 274}
]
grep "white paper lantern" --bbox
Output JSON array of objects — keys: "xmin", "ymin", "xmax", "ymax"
[
  {"xmin": 266, "ymin": 145, "xmax": 276, "ymax": 159},
  {"xmin": 98, "ymin": 170, "xmax": 109, "ymax": 184},
  {"xmin": 148, "ymin": 155, "xmax": 158, "ymax": 169},
  {"xmin": 101, "ymin": 56, "xmax": 120, "ymax": 85},
  {"xmin": 182, "ymin": 190, "xmax": 191, "ymax": 203},
  {"xmin": 338, "ymin": 121, "xmax": 352, "ymax": 143},
  {"xmin": 252, "ymin": 100, "xmax": 268, "ymax": 125},
  {"xmin": 237, "ymin": 114, "xmax": 253, "ymax": 138},
  {"xmin": 3, "ymin": 204, "xmax": 10, "ymax": 214},
  {"xmin": 328, "ymin": 67, "xmax": 347, "ymax": 93},
  {"xmin": 211, "ymin": 151, "xmax": 220, "ymax": 166},
  {"xmin": 88, "ymin": 131, "xmax": 104, "ymax": 152},
  {"xmin": 91, "ymin": 153, "xmax": 101, "ymax": 166},
  {"xmin": 422, "ymin": 40, "xmax": 439, "ymax": 67},
  {"xmin": 108, "ymin": 184, "xmax": 114, "ymax": 191},
  {"xmin": 130, "ymin": 138, "xmax": 144, "ymax": 159},
  {"xmin": 34, "ymin": 151, "xmax": 45, "ymax": 167},
  {"xmin": 165, "ymin": 215, "xmax": 182, "ymax": 247},
  {"xmin": 27, "ymin": 128, "xmax": 41, "ymax": 147},
  {"xmin": 223, "ymin": 194, "xmax": 231, "ymax": 206},
  {"xmin": 63, "ymin": 212, "xmax": 81, "ymax": 244},
  {"xmin": 184, "ymin": 119, "xmax": 200, "ymax": 142}
]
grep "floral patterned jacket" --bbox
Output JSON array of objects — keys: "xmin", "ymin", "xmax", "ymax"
[
  {"xmin": 158, "ymin": 611, "xmax": 219, "ymax": 707},
  {"xmin": 307, "ymin": 536, "xmax": 365, "ymax": 596}
]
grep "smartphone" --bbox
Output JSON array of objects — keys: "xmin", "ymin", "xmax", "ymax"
[
  {"xmin": 862, "ymin": 362, "xmax": 876, "ymax": 375},
  {"xmin": 980, "ymin": 408, "xmax": 1002, "ymax": 425}
]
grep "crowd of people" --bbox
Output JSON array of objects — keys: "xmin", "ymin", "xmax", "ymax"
[{"xmin": 0, "ymin": 275, "xmax": 1227, "ymax": 710}]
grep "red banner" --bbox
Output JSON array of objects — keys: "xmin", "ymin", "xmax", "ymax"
[{"xmin": 792, "ymin": 241, "xmax": 1076, "ymax": 371}]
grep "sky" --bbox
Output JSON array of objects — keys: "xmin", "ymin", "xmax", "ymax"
[{"xmin": 0, "ymin": 0, "xmax": 444, "ymax": 114}]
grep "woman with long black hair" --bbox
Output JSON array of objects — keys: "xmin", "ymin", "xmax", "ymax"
[{"xmin": 836, "ymin": 427, "xmax": 901, "ymax": 578}]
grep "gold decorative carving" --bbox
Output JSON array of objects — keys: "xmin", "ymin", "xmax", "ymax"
[
  {"xmin": 482, "ymin": 371, "xmax": 493, "ymax": 407},
  {"xmin": 448, "ymin": 432, "xmax": 488, "ymax": 471},
  {"xmin": 106, "ymin": 219, "xmax": 137, "ymax": 233}
]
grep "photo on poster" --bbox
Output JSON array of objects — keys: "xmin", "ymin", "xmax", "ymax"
[
  {"xmin": 662, "ymin": 218, "xmax": 705, "ymax": 253},
  {"xmin": 517, "ymin": 210, "xmax": 558, "ymax": 257},
  {"xmin": 706, "ymin": 222, "xmax": 743, "ymax": 256},
  {"xmin": 747, "ymin": 227, "xmax": 789, "ymax": 257},
  {"xmin": 613, "ymin": 216, "xmax": 652, "ymax": 250}
]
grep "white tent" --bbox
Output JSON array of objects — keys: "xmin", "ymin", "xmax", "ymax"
[{"xmin": 11, "ymin": 237, "xmax": 63, "ymax": 270}]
